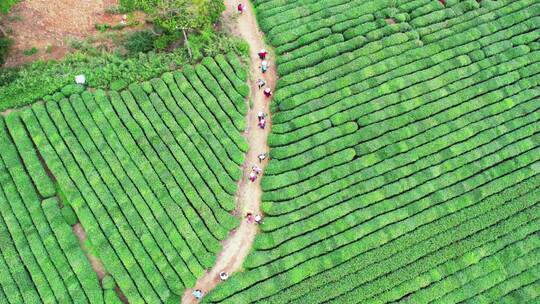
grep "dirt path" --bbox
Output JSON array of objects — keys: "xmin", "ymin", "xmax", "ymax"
[
  {"xmin": 181, "ymin": 1, "xmax": 277, "ymax": 303},
  {"xmin": 72, "ymin": 223, "xmax": 107, "ymax": 281},
  {"xmin": 73, "ymin": 222, "xmax": 129, "ymax": 303}
]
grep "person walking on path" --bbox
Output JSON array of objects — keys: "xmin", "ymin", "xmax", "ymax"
[
  {"xmin": 252, "ymin": 164, "xmax": 262, "ymax": 175},
  {"xmin": 258, "ymin": 49, "xmax": 268, "ymax": 59},
  {"xmin": 246, "ymin": 212, "xmax": 254, "ymax": 223},
  {"xmin": 237, "ymin": 3, "xmax": 245, "ymax": 13},
  {"xmin": 249, "ymin": 171, "xmax": 257, "ymax": 182},
  {"xmin": 264, "ymin": 87, "xmax": 272, "ymax": 98},
  {"xmin": 261, "ymin": 60, "xmax": 269, "ymax": 73},
  {"xmin": 193, "ymin": 289, "xmax": 203, "ymax": 300},
  {"xmin": 219, "ymin": 271, "xmax": 229, "ymax": 281},
  {"xmin": 258, "ymin": 118, "xmax": 266, "ymax": 129},
  {"xmin": 257, "ymin": 78, "xmax": 266, "ymax": 89}
]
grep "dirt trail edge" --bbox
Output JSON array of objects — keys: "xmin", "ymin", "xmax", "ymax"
[{"xmin": 181, "ymin": 1, "xmax": 277, "ymax": 303}]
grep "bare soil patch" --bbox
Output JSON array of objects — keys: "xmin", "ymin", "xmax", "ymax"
[
  {"xmin": 3, "ymin": 0, "xmax": 146, "ymax": 67},
  {"xmin": 385, "ymin": 18, "xmax": 396, "ymax": 25}
]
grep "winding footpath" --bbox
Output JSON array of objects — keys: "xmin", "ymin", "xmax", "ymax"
[{"xmin": 181, "ymin": 1, "xmax": 277, "ymax": 303}]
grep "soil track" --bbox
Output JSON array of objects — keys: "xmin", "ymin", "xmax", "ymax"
[
  {"xmin": 72, "ymin": 223, "xmax": 107, "ymax": 281},
  {"xmin": 181, "ymin": 1, "xmax": 277, "ymax": 303}
]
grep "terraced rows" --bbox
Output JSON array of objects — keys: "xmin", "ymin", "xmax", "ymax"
[
  {"xmin": 0, "ymin": 54, "xmax": 249, "ymax": 304},
  {"xmin": 205, "ymin": 0, "xmax": 540, "ymax": 303},
  {"xmin": 0, "ymin": 116, "xmax": 108, "ymax": 304}
]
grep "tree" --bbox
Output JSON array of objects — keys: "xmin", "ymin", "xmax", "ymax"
[
  {"xmin": 146, "ymin": 0, "xmax": 225, "ymax": 58},
  {"xmin": 148, "ymin": 0, "xmax": 224, "ymax": 33}
]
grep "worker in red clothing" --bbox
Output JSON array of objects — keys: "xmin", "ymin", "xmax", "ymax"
[
  {"xmin": 258, "ymin": 118, "xmax": 266, "ymax": 129},
  {"xmin": 237, "ymin": 3, "xmax": 245, "ymax": 13},
  {"xmin": 263, "ymin": 87, "xmax": 272, "ymax": 98},
  {"xmin": 258, "ymin": 49, "xmax": 268, "ymax": 60},
  {"xmin": 249, "ymin": 172, "xmax": 257, "ymax": 182}
]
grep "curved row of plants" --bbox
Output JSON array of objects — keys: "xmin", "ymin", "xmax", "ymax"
[
  {"xmin": 1, "ymin": 54, "xmax": 249, "ymax": 303},
  {"xmin": 0, "ymin": 117, "xmax": 111, "ymax": 303},
  {"xmin": 204, "ymin": 0, "xmax": 540, "ymax": 303}
]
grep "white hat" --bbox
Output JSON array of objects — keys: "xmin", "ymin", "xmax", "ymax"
[
  {"xmin": 260, "ymin": 49, "xmax": 266, "ymax": 53},
  {"xmin": 75, "ymin": 74, "xmax": 86, "ymax": 84}
]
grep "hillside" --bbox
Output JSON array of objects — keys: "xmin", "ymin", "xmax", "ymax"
[
  {"xmin": 0, "ymin": 0, "xmax": 539, "ymax": 303},
  {"xmin": 206, "ymin": 0, "xmax": 540, "ymax": 303}
]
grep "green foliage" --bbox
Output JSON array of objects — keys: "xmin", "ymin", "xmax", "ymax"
[
  {"xmin": 4, "ymin": 0, "xmax": 540, "ymax": 303},
  {"xmin": 0, "ymin": 65, "xmax": 17, "ymax": 85},
  {"xmin": 3, "ymin": 112, "xmax": 56, "ymax": 198},
  {"xmin": 95, "ymin": 23, "xmax": 111, "ymax": 32},
  {"xmin": 61, "ymin": 84, "xmax": 85, "ymax": 96},
  {"xmin": 22, "ymin": 47, "xmax": 38, "ymax": 56},
  {"xmin": 0, "ymin": 35, "xmax": 245, "ymax": 111},
  {"xmin": 120, "ymin": 0, "xmax": 224, "ymax": 33},
  {"xmin": 153, "ymin": 31, "xmax": 177, "ymax": 50},
  {"xmin": 124, "ymin": 30, "xmax": 156, "ymax": 54},
  {"xmin": 101, "ymin": 275, "xmax": 117, "ymax": 290},
  {"xmin": 0, "ymin": 37, "xmax": 12, "ymax": 65},
  {"xmin": 104, "ymin": 290, "xmax": 124, "ymax": 304},
  {"xmin": 0, "ymin": 123, "xmax": 104, "ymax": 303},
  {"xmin": 110, "ymin": 79, "xmax": 128, "ymax": 91},
  {"xmin": 7, "ymin": 55, "xmax": 249, "ymax": 302},
  {"xmin": 0, "ymin": 0, "xmax": 18, "ymax": 14},
  {"xmin": 205, "ymin": 0, "xmax": 540, "ymax": 303},
  {"xmin": 61, "ymin": 205, "xmax": 78, "ymax": 226}
]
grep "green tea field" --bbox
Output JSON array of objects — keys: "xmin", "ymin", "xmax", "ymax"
[
  {"xmin": 206, "ymin": 0, "xmax": 540, "ymax": 303},
  {"xmin": 0, "ymin": 0, "xmax": 539, "ymax": 303},
  {"xmin": 0, "ymin": 54, "xmax": 251, "ymax": 303}
]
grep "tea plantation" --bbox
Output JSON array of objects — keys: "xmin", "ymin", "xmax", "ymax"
[
  {"xmin": 0, "ymin": 117, "xmax": 107, "ymax": 303},
  {"xmin": 0, "ymin": 54, "xmax": 249, "ymax": 303},
  {"xmin": 205, "ymin": 0, "xmax": 540, "ymax": 303},
  {"xmin": 0, "ymin": 0, "xmax": 539, "ymax": 303}
]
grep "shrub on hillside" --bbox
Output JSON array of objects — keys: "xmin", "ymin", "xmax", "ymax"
[
  {"xmin": 124, "ymin": 31, "xmax": 156, "ymax": 54},
  {"xmin": 0, "ymin": 36, "xmax": 11, "ymax": 65},
  {"xmin": 0, "ymin": 33, "xmax": 246, "ymax": 111}
]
